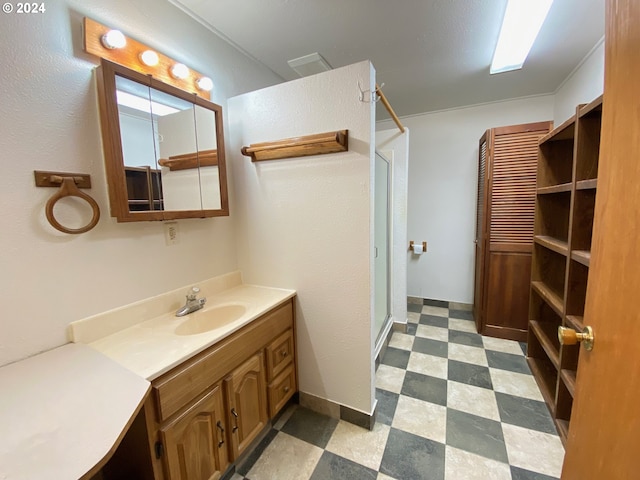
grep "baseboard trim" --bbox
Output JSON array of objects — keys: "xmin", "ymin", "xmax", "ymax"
[{"xmin": 299, "ymin": 391, "xmax": 376, "ymax": 430}]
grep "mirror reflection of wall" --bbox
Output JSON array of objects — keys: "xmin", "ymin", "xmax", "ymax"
[{"xmin": 113, "ymin": 75, "xmax": 221, "ymax": 213}]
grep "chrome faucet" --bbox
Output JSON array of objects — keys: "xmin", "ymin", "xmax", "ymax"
[{"xmin": 176, "ymin": 287, "xmax": 206, "ymax": 317}]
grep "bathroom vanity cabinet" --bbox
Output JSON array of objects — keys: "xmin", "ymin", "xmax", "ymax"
[{"xmin": 103, "ymin": 298, "xmax": 296, "ymax": 480}]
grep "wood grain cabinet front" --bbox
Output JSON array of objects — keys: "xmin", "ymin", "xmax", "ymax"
[
  {"xmin": 138, "ymin": 298, "xmax": 296, "ymax": 480},
  {"xmin": 160, "ymin": 384, "xmax": 229, "ymax": 480},
  {"xmin": 224, "ymin": 353, "xmax": 268, "ymax": 460}
]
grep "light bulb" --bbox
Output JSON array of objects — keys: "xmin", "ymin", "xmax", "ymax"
[
  {"xmin": 140, "ymin": 50, "xmax": 159, "ymax": 67},
  {"xmin": 101, "ymin": 30, "xmax": 126, "ymax": 50},
  {"xmin": 197, "ymin": 77, "xmax": 214, "ymax": 91},
  {"xmin": 171, "ymin": 63, "xmax": 189, "ymax": 80}
]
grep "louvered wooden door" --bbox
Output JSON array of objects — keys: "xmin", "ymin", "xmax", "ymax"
[
  {"xmin": 475, "ymin": 122, "xmax": 552, "ymax": 341},
  {"xmin": 474, "ymin": 134, "xmax": 489, "ymax": 333}
]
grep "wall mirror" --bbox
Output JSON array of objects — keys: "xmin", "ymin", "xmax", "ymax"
[{"xmin": 96, "ymin": 59, "xmax": 229, "ymax": 222}]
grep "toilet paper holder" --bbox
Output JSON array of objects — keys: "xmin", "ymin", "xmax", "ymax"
[{"xmin": 409, "ymin": 241, "xmax": 427, "ymax": 252}]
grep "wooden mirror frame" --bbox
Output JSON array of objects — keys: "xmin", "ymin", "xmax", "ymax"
[{"xmin": 95, "ymin": 59, "xmax": 229, "ymax": 222}]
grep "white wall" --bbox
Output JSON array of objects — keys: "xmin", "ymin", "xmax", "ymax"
[
  {"xmin": 229, "ymin": 61, "xmax": 376, "ymax": 414},
  {"xmin": 378, "ymin": 95, "xmax": 555, "ymax": 303},
  {"xmin": 554, "ymin": 39, "xmax": 605, "ymax": 125},
  {"xmin": 376, "ymin": 128, "xmax": 409, "ymax": 327},
  {"xmin": 0, "ymin": 0, "xmax": 282, "ymax": 367}
]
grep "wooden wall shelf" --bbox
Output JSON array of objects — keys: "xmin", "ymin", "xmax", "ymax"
[
  {"xmin": 158, "ymin": 149, "xmax": 218, "ymax": 171},
  {"xmin": 241, "ymin": 130, "xmax": 348, "ymax": 162}
]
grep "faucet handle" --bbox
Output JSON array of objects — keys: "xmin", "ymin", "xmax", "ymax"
[{"xmin": 186, "ymin": 286, "xmax": 200, "ymax": 300}]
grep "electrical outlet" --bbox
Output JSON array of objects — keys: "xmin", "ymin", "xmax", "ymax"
[{"xmin": 164, "ymin": 222, "xmax": 179, "ymax": 246}]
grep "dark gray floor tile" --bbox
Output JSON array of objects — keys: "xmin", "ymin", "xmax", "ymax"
[
  {"xmin": 310, "ymin": 451, "xmax": 378, "ymax": 480},
  {"xmin": 406, "ymin": 322, "xmax": 418, "ymax": 336},
  {"xmin": 446, "ymin": 409, "xmax": 508, "ymax": 463},
  {"xmin": 447, "ymin": 359, "xmax": 493, "ymax": 389},
  {"xmin": 496, "ymin": 392, "xmax": 557, "ymax": 434},
  {"xmin": 407, "ymin": 302, "xmax": 423, "ymax": 313},
  {"xmin": 236, "ymin": 428, "xmax": 278, "ymax": 475},
  {"xmin": 449, "ymin": 309, "xmax": 473, "ymax": 320},
  {"xmin": 412, "ymin": 337, "xmax": 448, "ymax": 358},
  {"xmin": 376, "ymin": 388, "xmax": 399, "ymax": 426},
  {"xmin": 280, "ymin": 407, "xmax": 338, "ymax": 449},
  {"xmin": 449, "ymin": 329, "xmax": 484, "ymax": 348},
  {"xmin": 420, "ymin": 314, "xmax": 449, "ymax": 328},
  {"xmin": 486, "ymin": 350, "xmax": 531, "ymax": 375},
  {"xmin": 511, "ymin": 466, "xmax": 559, "ymax": 480},
  {"xmin": 381, "ymin": 347, "xmax": 411, "ymax": 369},
  {"xmin": 380, "ymin": 428, "xmax": 445, "ymax": 480},
  {"xmin": 401, "ymin": 371, "xmax": 448, "ymax": 406},
  {"xmin": 424, "ymin": 298, "xmax": 449, "ymax": 308},
  {"xmin": 519, "ymin": 342, "xmax": 528, "ymax": 355}
]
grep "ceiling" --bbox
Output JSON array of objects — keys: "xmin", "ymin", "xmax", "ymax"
[{"xmin": 169, "ymin": 0, "xmax": 605, "ymax": 120}]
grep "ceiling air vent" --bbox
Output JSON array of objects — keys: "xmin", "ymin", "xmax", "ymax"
[{"xmin": 287, "ymin": 52, "xmax": 332, "ymax": 77}]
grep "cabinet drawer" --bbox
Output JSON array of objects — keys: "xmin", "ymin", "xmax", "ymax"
[
  {"xmin": 267, "ymin": 364, "xmax": 296, "ymax": 417},
  {"xmin": 153, "ymin": 300, "xmax": 293, "ymax": 422},
  {"xmin": 266, "ymin": 329, "xmax": 294, "ymax": 381}
]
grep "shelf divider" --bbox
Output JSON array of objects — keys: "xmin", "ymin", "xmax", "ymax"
[
  {"xmin": 576, "ymin": 179, "xmax": 598, "ymax": 190},
  {"xmin": 529, "ymin": 320, "xmax": 560, "ymax": 369},
  {"xmin": 571, "ymin": 250, "xmax": 591, "ymax": 267},
  {"xmin": 531, "ymin": 281, "xmax": 564, "ymax": 317},
  {"xmin": 565, "ymin": 315, "xmax": 585, "ymax": 331},
  {"xmin": 534, "ymin": 235, "xmax": 569, "ymax": 256},
  {"xmin": 560, "ymin": 369, "xmax": 577, "ymax": 397},
  {"xmin": 537, "ymin": 183, "xmax": 573, "ymax": 195}
]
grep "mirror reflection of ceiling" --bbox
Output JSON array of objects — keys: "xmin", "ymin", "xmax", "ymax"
[
  {"xmin": 115, "ymin": 76, "xmax": 194, "ymax": 117},
  {"xmin": 169, "ymin": 0, "xmax": 605, "ymax": 120}
]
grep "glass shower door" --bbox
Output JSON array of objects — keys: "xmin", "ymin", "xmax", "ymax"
[{"xmin": 374, "ymin": 152, "xmax": 391, "ymax": 344}]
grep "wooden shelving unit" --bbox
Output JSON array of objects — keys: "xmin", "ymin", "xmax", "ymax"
[
  {"xmin": 527, "ymin": 95, "xmax": 602, "ymax": 445},
  {"xmin": 125, "ymin": 166, "xmax": 163, "ymax": 211}
]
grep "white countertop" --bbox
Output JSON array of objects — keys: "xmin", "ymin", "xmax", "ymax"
[
  {"xmin": 88, "ymin": 284, "xmax": 296, "ymax": 380},
  {"xmin": 0, "ymin": 343, "xmax": 150, "ymax": 480}
]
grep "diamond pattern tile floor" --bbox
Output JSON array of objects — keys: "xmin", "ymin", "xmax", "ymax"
[{"xmin": 231, "ymin": 300, "xmax": 565, "ymax": 479}]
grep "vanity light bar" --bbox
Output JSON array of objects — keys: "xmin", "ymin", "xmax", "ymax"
[{"xmin": 83, "ymin": 17, "xmax": 213, "ymax": 100}]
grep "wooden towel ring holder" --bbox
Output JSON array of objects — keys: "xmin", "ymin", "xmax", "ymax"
[{"xmin": 35, "ymin": 171, "xmax": 100, "ymax": 234}]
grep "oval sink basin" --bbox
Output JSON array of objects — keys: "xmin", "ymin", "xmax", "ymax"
[{"xmin": 175, "ymin": 304, "xmax": 247, "ymax": 336}]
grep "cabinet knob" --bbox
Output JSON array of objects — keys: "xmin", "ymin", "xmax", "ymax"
[
  {"xmin": 281, "ymin": 350, "xmax": 288, "ymax": 357},
  {"xmin": 558, "ymin": 326, "xmax": 595, "ymax": 351},
  {"xmin": 283, "ymin": 386, "xmax": 290, "ymax": 393}
]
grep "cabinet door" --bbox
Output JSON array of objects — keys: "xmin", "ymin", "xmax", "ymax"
[
  {"xmin": 225, "ymin": 352, "xmax": 268, "ymax": 459},
  {"xmin": 161, "ymin": 384, "xmax": 229, "ymax": 480}
]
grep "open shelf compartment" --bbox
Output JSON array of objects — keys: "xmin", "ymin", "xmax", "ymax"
[{"xmin": 534, "ymin": 192, "xmax": 571, "ymax": 244}]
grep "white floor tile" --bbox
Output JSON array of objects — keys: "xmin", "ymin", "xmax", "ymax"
[
  {"xmin": 375, "ymin": 364, "xmax": 406, "ymax": 394},
  {"xmin": 448, "ymin": 343, "xmax": 488, "ymax": 367},
  {"xmin": 482, "ymin": 336, "xmax": 525, "ymax": 356},
  {"xmin": 406, "ymin": 351, "xmax": 448, "ymax": 379},
  {"xmin": 447, "ymin": 380, "xmax": 500, "ymax": 421},
  {"xmin": 422, "ymin": 305, "xmax": 449, "ymax": 317},
  {"xmin": 325, "ymin": 421, "xmax": 390, "ymax": 471},
  {"xmin": 392, "ymin": 394, "xmax": 447, "ymax": 443},
  {"xmin": 388, "ymin": 332, "xmax": 414, "ymax": 351},
  {"xmin": 502, "ymin": 423, "xmax": 565, "ymax": 477},
  {"xmin": 445, "ymin": 446, "xmax": 512, "ymax": 480},
  {"xmin": 448, "ymin": 318, "xmax": 477, "ymax": 333},
  {"xmin": 407, "ymin": 312, "xmax": 421, "ymax": 324},
  {"xmin": 416, "ymin": 324, "xmax": 449, "ymax": 342},
  {"xmin": 490, "ymin": 368, "xmax": 544, "ymax": 402},
  {"xmin": 246, "ymin": 432, "xmax": 323, "ymax": 480}
]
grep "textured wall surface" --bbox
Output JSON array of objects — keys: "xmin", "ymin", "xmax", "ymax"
[
  {"xmin": 378, "ymin": 95, "xmax": 555, "ymax": 303},
  {"xmin": 553, "ymin": 40, "xmax": 605, "ymax": 125},
  {"xmin": 0, "ymin": 0, "xmax": 281, "ymax": 366},
  {"xmin": 229, "ymin": 61, "xmax": 375, "ymax": 414}
]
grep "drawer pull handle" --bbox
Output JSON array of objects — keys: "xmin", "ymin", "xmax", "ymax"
[
  {"xmin": 281, "ymin": 350, "xmax": 288, "ymax": 357},
  {"xmin": 216, "ymin": 421, "xmax": 225, "ymax": 447},
  {"xmin": 231, "ymin": 408, "xmax": 239, "ymax": 432},
  {"xmin": 283, "ymin": 386, "xmax": 290, "ymax": 393}
]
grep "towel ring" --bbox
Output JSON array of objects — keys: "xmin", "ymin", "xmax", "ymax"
[{"xmin": 45, "ymin": 176, "xmax": 100, "ymax": 234}]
